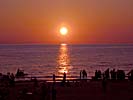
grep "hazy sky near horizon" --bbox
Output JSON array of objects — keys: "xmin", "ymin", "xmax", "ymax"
[{"xmin": 0, "ymin": 0, "xmax": 132, "ymax": 44}]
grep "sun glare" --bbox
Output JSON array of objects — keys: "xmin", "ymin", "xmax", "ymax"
[{"xmin": 60, "ymin": 27, "xmax": 68, "ymax": 36}]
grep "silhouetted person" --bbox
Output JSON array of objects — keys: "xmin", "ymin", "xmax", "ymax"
[
  {"xmin": 110, "ymin": 69, "xmax": 116, "ymax": 80},
  {"xmin": 63, "ymin": 72, "xmax": 66, "ymax": 82},
  {"xmin": 94, "ymin": 70, "xmax": 101, "ymax": 80},
  {"xmin": 61, "ymin": 72, "xmax": 66, "ymax": 86},
  {"xmin": 94, "ymin": 70, "xmax": 98, "ymax": 79},
  {"xmin": 117, "ymin": 70, "xmax": 125, "ymax": 80},
  {"xmin": 53, "ymin": 74, "xmax": 56, "ymax": 85},
  {"xmin": 105, "ymin": 68, "xmax": 110, "ymax": 79},
  {"xmin": 82, "ymin": 70, "xmax": 87, "ymax": 79},
  {"xmin": 98, "ymin": 70, "xmax": 102, "ymax": 78}
]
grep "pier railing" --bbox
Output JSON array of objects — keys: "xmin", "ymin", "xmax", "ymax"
[
  {"xmin": 15, "ymin": 75, "xmax": 93, "ymax": 82},
  {"xmin": 15, "ymin": 75, "xmax": 130, "ymax": 82}
]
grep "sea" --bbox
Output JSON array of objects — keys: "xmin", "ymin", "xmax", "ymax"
[{"xmin": 0, "ymin": 44, "xmax": 133, "ymax": 79}]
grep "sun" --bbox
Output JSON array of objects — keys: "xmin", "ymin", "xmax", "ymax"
[{"xmin": 60, "ymin": 27, "xmax": 68, "ymax": 36}]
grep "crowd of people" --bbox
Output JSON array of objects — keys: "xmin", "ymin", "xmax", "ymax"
[
  {"xmin": 51, "ymin": 69, "xmax": 133, "ymax": 85},
  {"xmin": 80, "ymin": 68, "xmax": 133, "ymax": 81},
  {"xmin": 0, "ymin": 72, "xmax": 15, "ymax": 86},
  {"xmin": 80, "ymin": 70, "xmax": 87, "ymax": 79},
  {"xmin": 94, "ymin": 68, "xmax": 133, "ymax": 80}
]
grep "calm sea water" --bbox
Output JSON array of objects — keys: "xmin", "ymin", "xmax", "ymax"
[{"xmin": 0, "ymin": 44, "xmax": 133, "ymax": 78}]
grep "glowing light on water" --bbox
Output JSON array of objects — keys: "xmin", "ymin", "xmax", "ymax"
[{"xmin": 57, "ymin": 44, "xmax": 72, "ymax": 76}]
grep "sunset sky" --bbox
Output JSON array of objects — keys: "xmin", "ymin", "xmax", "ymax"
[{"xmin": 0, "ymin": 0, "xmax": 132, "ymax": 44}]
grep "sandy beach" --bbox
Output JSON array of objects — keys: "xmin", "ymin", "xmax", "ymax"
[{"xmin": 0, "ymin": 79, "xmax": 133, "ymax": 100}]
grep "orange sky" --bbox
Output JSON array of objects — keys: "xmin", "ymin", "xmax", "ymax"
[{"xmin": 0, "ymin": 0, "xmax": 132, "ymax": 44}]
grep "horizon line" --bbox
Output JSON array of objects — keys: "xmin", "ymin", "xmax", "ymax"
[{"xmin": 0, "ymin": 43, "xmax": 133, "ymax": 45}]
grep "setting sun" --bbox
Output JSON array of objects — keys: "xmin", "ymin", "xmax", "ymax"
[{"xmin": 60, "ymin": 27, "xmax": 68, "ymax": 36}]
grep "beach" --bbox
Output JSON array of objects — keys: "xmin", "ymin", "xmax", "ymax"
[
  {"xmin": 57, "ymin": 80, "xmax": 133, "ymax": 100},
  {"xmin": 0, "ymin": 79, "xmax": 133, "ymax": 100}
]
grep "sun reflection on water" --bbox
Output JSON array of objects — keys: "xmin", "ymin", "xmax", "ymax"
[{"xmin": 57, "ymin": 44, "xmax": 72, "ymax": 76}]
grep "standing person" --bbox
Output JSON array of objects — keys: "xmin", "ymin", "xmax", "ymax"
[
  {"xmin": 105, "ymin": 68, "xmax": 110, "ymax": 79},
  {"xmin": 98, "ymin": 70, "xmax": 102, "ymax": 79},
  {"xmin": 82, "ymin": 70, "xmax": 87, "ymax": 79},
  {"xmin": 85, "ymin": 70, "xmax": 87, "ymax": 79},
  {"xmin": 110, "ymin": 69, "xmax": 116, "ymax": 80},
  {"xmin": 53, "ymin": 74, "xmax": 56, "ymax": 85},
  {"xmin": 61, "ymin": 72, "xmax": 66, "ymax": 86},
  {"xmin": 63, "ymin": 72, "xmax": 66, "ymax": 83},
  {"xmin": 95, "ymin": 70, "xmax": 98, "ymax": 79}
]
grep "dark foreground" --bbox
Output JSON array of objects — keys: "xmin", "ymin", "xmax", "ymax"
[{"xmin": 0, "ymin": 80, "xmax": 133, "ymax": 100}]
